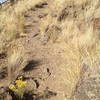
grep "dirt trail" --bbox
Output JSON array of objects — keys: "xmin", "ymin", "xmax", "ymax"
[
  {"xmin": 22, "ymin": 2, "xmax": 100, "ymax": 100},
  {"xmin": 17, "ymin": 2, "xmax": 69, "ymax": 100},
  {"xmin": 0, "ymin": 2, "xmax": 70, "ymax": 100}
]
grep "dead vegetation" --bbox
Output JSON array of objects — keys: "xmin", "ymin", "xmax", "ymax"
[
  {"xmin": 39, "ymin": 0, "xmax": 100, "ymax": 96},
  {"xmin": 0, "ymin": 0, "xmax": 100, "ymax": 100},
  {"xmin": 0, "ymin": 0, "xmax": 44, "ymax": 83}
]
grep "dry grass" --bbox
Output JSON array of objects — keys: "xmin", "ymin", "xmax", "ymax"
[
  {"xmin": 59, "ymin": 41, "xmax": 100, "ymax": 96},
  {"xmin": 0, "ymin": 0, "xmax": 44, "ymax": 83},
  {"xmin": 58, "ymin": 42, "xmax": 82, "ymax": 96},
  {"xmin": 40, "ymin": 0, "xmax": 100, "ymax": 96},
  {"xmin": 0, "ymin": 0, "xmax": 43, "ymax": 40},
  {"xmin": 7, "ymin": 40, "xmax": 25, "ymax": 82},
  {"xmin": 0, "ymin": 0, "xmax": 100, "ymax": 97}
]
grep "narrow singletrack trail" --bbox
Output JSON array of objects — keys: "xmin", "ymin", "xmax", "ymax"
[{"xmin": 18, "ymin": 2, "xmax": 69, "ymax": 100}]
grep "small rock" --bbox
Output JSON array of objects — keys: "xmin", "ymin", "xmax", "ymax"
[{"xmin": 26, "ymin": 79, "xmax": 37, "ymax": 92}]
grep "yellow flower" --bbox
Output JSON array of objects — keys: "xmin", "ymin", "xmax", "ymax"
[
  {"xmin": 21, "ymin": 81, "xmax": 27, "ymax": 87},
  {"xmin": 9, "ymin": 78, "xmax": 27, "ymax": 98},
  {"xmin": 16, "ymin": 80, "xmax": 27, "ymax": 88},
  {"xmin": 16, "ymin": 80, "xmax": 22, "ymax": 85},
  {"xmin": 18, "ymin": 76, "xmax": 23, "ymax": 80},
  {"xmin": 9, "ymin": 84, "xmax": 16, "ymax": 90}
]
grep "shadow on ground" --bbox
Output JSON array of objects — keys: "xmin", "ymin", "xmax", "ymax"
[{"xmin": 23, "ymin": 60, "xmax": 41, "ymax": 72}]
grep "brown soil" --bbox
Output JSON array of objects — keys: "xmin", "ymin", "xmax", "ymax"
[
  {"xmin": 0, "ymin": 1, "xmax": 100, "ymax": 100},
  {"xmin": 21, "ymin": 3, "xmax": 69, "ymax": 99},
  {"xmin": 0, "ymin": 2, "xmax": 70, "ymax": 100}
]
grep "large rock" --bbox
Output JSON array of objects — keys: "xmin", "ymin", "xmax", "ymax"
[{"xmin": 71, "ymin": 65, "xmax": 100, "ymax": 100}]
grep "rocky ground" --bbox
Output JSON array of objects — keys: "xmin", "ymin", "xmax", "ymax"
[{"xmin": 0, "ymin": 0, "xmax": 100, "ymax": 100}]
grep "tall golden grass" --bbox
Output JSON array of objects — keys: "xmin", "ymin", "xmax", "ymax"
[
  {"xmin": 0, "ymin": 0, "xmax": 43, "ymax": 40},
  {"xmin": 0, "ymin": 0, "xmax": 44, "ymax": 83},
  {"xmin": 40, "ymin": 0, "xmax": 100, "ymax": 96}
]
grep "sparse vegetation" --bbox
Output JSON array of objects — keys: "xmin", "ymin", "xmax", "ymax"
[
  {"xmin": 0, "ymin": 0, "xmax": 100, "ymax": 100},
  {"xmin": 40, "ymin": 0, "xmax": 100, "ymax": 96},
  {"xmin": 9, "ymin": 76, "xmax": 27, "ymax": 99},
  {"xmin": 0, "ymin": 0, "xmax": 43, "ymax": 52}
]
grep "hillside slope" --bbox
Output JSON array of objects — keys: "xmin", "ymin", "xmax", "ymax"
[{"xmin": 0, "ymin": 0, "xmax": 100, "ymax": 100}]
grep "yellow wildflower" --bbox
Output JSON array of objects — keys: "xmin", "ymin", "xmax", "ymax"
[
  {"xmin": 18, "ymin": 76, "xmax": 23, "ymax": 80},
  {"xmin": 9, "ymin": 84, "xmax": 16, "ymax": 90},
  {"xmin": 9, "ymin": 76, "xmax": 27, "ymax": 98},
  {"xmin": 16, "ymin": 80, "xmax": 27, "ymax": 88}
]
